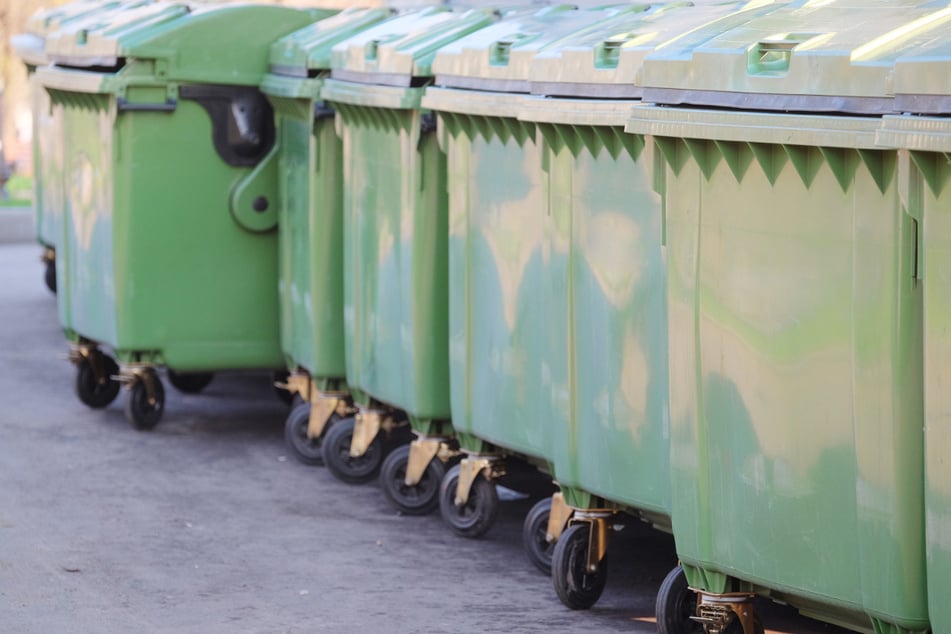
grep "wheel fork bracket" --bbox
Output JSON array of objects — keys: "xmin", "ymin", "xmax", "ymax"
[
  {"xmin": 572, "ymin": 510, "xmax": 613, "ymax": 573},
  {"xmin": 282, "ymin": 373, "xmax": 314, "ymax": 402},
  {"xmin": 404, "ymin": 438, "xmax": 457, "ymax": 487},
  {"xmin": 117, "ymin": 365, "xmax": 159, "ymax": 405},
  {"xmin": 350, "ymin": 410, "xmax": 383, "ymax": 458},
  {"xmin": 66, "ymin": 345, "xmax": 108, "ymax": 385},
  {"xmin": 546, "ymin": 492, "xmax": 574, "ymax": 543},
  {"xmin": 454, "ymin": 456, "xmax": 500, "ymax": 507},
  {"xmin": 691, "ymin": 592, "xmax": 756, "ymax": 634},
  {"xmin": 307, "ymin": 396, "xmax": 342, "ymax": 440}
]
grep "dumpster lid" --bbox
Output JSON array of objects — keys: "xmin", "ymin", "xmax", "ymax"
[
  {"xmin": 268, "ymin": 8, "xmax": 396, "ymax": 78},
  {"xmin": 329, "ymin": 6, "xmax": 501, "ymax": 87},
  {"xmin": 639, "ymin": 0, "xmax": 951, "ymax": 114},
  {"xmin": 431, "ymin": 4, "xmax": 650, "ymax": 95},
  {"xmin": 13, "ymin": 0, "xmax": 149, "ymax": 66},
  {"xmin": 529, "ymin": 0, "xmax": 784, "ymax": 99},
  {"xmin": 891, "ymin": 20, "xmax": 951, "ymax": 113},
  {"xmin": 45, "ymin": 4, "xmax": 331, "ymax": 86}
]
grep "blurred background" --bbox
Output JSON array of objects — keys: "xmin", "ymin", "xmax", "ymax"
[{"xmin": 0, "ymin": 0, "xmax": 365, "ymax": 202}]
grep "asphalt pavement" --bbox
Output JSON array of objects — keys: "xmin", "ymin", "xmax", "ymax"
[{"xmin": 0, "ymin": 243, "xmax": 851, "ymax": 634}]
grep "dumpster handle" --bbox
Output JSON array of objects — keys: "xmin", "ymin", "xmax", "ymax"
[{"xmin": 116, "ymin": 97, "xmax": 177, "ymax": 113}]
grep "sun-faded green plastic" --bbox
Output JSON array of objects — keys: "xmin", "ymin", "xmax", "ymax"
[
  {"xmin": 37, "ymin": 4, "xmax": 327, "ymax": 370},
  {"xmin": 638, "ymin": 0, "xmax": 951, "ymax": 113},
  {"xmin": 321, "ymin": 8, "xmax": 498, "ymax": 420},
  {"xmin": 329, "ymin": 6, "xmax": 499, "ymax": 84},
  {"xmin": 877, "ymin": 35, "xmax": 951, "ymax": 634},
  {"xmin": 626, "ymin": 106, "xmax": 927, "ymax": 632},
  {"xmin": 261, "ymin": 8, "xmax": 394, "ymax": 380},
  {"xmin": 12, "ymin": 0, "xmax": 154, "ymax": 251},
  {"xmin": 429, "ymin": 4, "xmax": 643, "ymax": 94},
  {"xmin": 422, "ymin": 3, "xmax": 660, "ymax": 463}
]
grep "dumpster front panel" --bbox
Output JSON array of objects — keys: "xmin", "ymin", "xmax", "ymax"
[
  {"xmin": 651, "ymin": 120, "xmax": 927, "ymax": 628},
  {"xmin": 58, "ymin": 93, "xmax": 117, "ymax": 344},
  {"xmin": 338, "ymin": 103, "xmax": 450, "ymax": 419},
  {"xmin": 443, "ymin": 113, "xmax": 549, "ymax": 458},
  {"xmin": 542, "ymin": 124, "xmax": 669, "ymax": 513},
  {"xmin": 108, "ymin": 97, "xmax": 283, "ymax": 370}
]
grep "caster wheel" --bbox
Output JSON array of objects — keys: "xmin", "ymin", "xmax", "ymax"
[
  {"xmin": 551, "ymin": 523, "xmax": 608, "ymax": 610},
  {"xmin": 44, "ymin": 258, "xmax": 56, "ymax": 294},
  {"xmin": 273, "ymin": 370, "xmax": 294, "ymax": 405},
  {"xmin": 380, "ymin": 444, "xmax": 446, "ymax": 515},
  {"xmin": 656, "ymin": 565, "xmax": 704, "ymax": 634},
  {"xmin": 523, "ymin": 497, "xmax": 556, "ymax": 575},
  {"xmin": 439, "ymin": 462, "xmax": 499, "ymax": 538},
  {"xmin": 321, "ymin": 416, "xmax": 385, "ymax": 484},
  {"xmin": 167, "ymin": 369, "xmax": 213, "ymax": 394},
  {"xmin": 125, "ymin": 374, "xmax": 165, "ymax": 431},
  {"xmin": 284, "ymin": 402, "xmax": 335, "ymax": 466},
  {"xmin": 74, "ymin": 354, "xmax": 120, "ymax": 409}
]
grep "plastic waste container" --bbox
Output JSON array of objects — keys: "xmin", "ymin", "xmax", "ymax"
[
  {"xmin": 12, "ymin": 0, "xmax": 152, "ymax": 294},
  {"xmin": 424, "ymin": 0, "xmax": 781, "ymax": 605},
  {"xmin": 878, "ymin": 36, "xmax": 951, "ymax": 634},
  {"xmin": 37, "ymin": 2, "xmax": 332, "ymax": 430},
  {"xmin": 260, "ymin": 8, "xmax": 395, "ymax": 466},
  {"xmin": 317, "ymin": 6, "xmax": 500, "ymax": 513},
  {"xmin": 626, "ymin": 1, "xmax": 940, "ymax": 632}
]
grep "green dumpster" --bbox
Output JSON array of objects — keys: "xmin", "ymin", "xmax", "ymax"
[
  {"xmin": 317, "ymin": 7, "xmax": 500, "ymax": 512},
  {"xmin": 626, "ymin": 2, "xmax": 942, "ymax": 632},
  {"xmin": 424, "ymin": 0, "xmax": 781, "ymax": 600},
  {"xmin": 422, "ymin": 0, "xmax": 647, "ymax": 543},
  {"xmin": 37, "ymin": 2, "xmax": 332, "ymax": 430},
  {"xmin": 260, "ymin": 8, "xmax": 395, "ymax": 466},
  {"xmin": 879, "ymin": 39, "xmax": 951, "ymax": 634},
  {"xmin": 12, "ymin": 0, "xmax": 152, "ymax": 294}
]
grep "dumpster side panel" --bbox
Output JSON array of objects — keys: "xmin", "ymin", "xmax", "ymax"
[
  {"xmin": 920, "ymin": 150, "xmax": 951, "ymax": 634},
  {"xmin": 340, "ymin": 105, "xmax": 450, "ymax": 419},
  {"xmin": 308, "ymin": 113, "xmax": 347, "ymax": 380},
  {"xmin": 545, "ymin": 128, "xmax": 669, "ymax": 513},
  {"xmin": 60, "ymin": 96, "xmax": 118, "ymax": 345},
  {"xmin": 111, "ymin": 100, "xmax": 283, "ymax": 370},
  {"xmin": 277, "ymin": 104, "xmax": 317, "ymax": 372},
  {"xmin": 445, "ymin": 118, "xmax": 549, "ymax": 458}
]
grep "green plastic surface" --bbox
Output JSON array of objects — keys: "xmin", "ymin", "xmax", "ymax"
[
  {"xmin": 638, "ymin": 0, "xmax": 951, "ymax": 113},
  {"xmin": 12, "ymin": 0, "xmax": 155, "ymax": 250},
  {"xmin": 878, "ymin": 39, "xmax": 951, "ymax": 632},
  {"xmin": 425, "ymin": 1, "xmax": 757, "ymax": 502},
  {"xmin": 627, "ymin": 103, "xmax": 927, "ymax": 632},
  {"xmin": 262, "ymin": 9, "xmax": 392, "ymax": 379},
  {"xmin": 321, "ymin": 7, "xmax": 500, "ymax": 420},
  {"xmin": 38, "ymin": 4, "xmax": 324, "ymax": 370},
  {"xmin": 329, "ymin": 7, "xmax": 499, "ymax": 83}
]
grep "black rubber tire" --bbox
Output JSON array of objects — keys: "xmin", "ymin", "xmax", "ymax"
[
  {"xmin": 523, "ymin": 497, "xmax": 556, "ymax": 575},
  {"xmin": 44, "ymin": 258, "xmax": 56, "ymax": 294},
  {"xmin": 273, "ymin": 370, "xmax": 293, "ymax": 405},
  {"xmin": 321, "ymin": 416, "xmax": 385, "ymax": 484},
  {"xmin": 551, "ymin": 523, "xmax": 608, "ymax": 610},
  {"xmin": 656, "ymin": 565, "xmax": 704, "ymax": 634},
  {"xmin": 167, "ymin": 370, "xmax": 214, "ymax": 394},
  {"xmin": 283, "ymin": 402, "xmax": 333, "ymax": 466},
  {"xmin": 124, "ymin": 376, "xmax": 165, "ymax": 431},
  {"xmin": 74, "ymin": 355, "xmax": 120, "ymax": 409},
  {"xmin": 439, "ymin": 463, "xmax": 499, "ymax": 538},
  {"xmin": 380, "ymin": 444, "xmax": 446, "ymax": 516}
]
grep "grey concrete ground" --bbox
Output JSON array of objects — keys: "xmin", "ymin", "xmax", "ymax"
[{"xmin": 0, "ymin": 243, "xmax": 850, "ymax": 634}]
